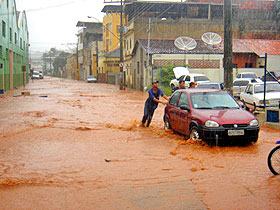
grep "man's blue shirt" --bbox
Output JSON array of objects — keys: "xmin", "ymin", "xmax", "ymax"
[{"xmin": 145, "ymin": 87, "xmax": 165, "ymax": 109}]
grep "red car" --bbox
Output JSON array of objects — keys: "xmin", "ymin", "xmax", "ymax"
[{"xmin": 164, "ymin": 89, "xmax": 259, "ymax": 145}]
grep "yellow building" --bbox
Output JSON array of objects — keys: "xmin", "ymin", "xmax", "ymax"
[
  {"xmin": 100, "ymin": 5, "xmax": 125, "ymax": 84},
  {"xmin": 101, "ymin": 5, "xmax": 123, "ymax": 54}
]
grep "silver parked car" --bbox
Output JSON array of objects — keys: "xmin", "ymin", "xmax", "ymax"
[
  {"xmin": 196, "ymin": 82, "xmax": 224, "ymax": 90},
  {"xmin": 232, "ymin": 78, "xmax": 260, "ymax": 99}
]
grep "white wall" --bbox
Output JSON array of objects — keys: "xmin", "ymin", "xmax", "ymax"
[{"xmin": 267, "ymin": 55, "xmax": 280, "ymax": 72}]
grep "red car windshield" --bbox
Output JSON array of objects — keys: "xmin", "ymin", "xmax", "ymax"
[{"xmin": 190, "ymin": 92, "xmax": 239, "ymax": 109}]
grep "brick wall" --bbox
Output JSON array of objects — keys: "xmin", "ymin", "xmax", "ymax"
[
  {"xmin": 188, "ymin": 60, "xmax": 220, "ymax": 68},
  {"xmin": 153, "ymin": 59, "xmax": 185, "ymax": 67}
]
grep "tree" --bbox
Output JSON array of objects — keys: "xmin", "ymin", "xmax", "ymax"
[
  {"xmin": 160, "ymin": 64, "xmax": 176, "ymax": 87},
  {"xmin": 53, "ymin": 51, "xmax": 70, "ymax": 72}
]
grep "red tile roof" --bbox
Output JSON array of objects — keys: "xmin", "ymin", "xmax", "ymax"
[{"xmin": 218, "ymin": 39, "xmax": 280, "ymax": 56}]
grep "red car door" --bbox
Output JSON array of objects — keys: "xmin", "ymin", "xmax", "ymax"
[
  {"xmin": 168, "ymin": 92, "xmax": 181, "ymax": 132},
  {"xmin": 177, "ymin": 92, "xmax": 191, "ymax": 135}
]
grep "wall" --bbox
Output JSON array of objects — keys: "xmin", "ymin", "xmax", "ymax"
[
  {"xmin": 152, "ymin": 53, "xmax": 224, "ymax": 82},
  {"xmin": 267, "ymin": 56, "xmax": 280, "ymax": 73},
  {"xmin": 233, "ymin": 53, "xmax": 258, "ymax": 68},
  {"xmin": 103, "ymin": 13, "xmax": 123, "ymax": 53},
  {"xmin": 0, "ymin": 0, "xmax": 29, "ymax": 92}
]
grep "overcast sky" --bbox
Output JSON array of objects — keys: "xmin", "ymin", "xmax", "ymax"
[
  {"xmin": 15, "ymin": 0, "xmax": 182, "ymax": 53},
  {"xmin": 15, "ymin": 0, "xmax": 105, "ymax": 52}
]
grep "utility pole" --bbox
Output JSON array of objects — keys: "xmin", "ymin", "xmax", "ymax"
[
  {"xmin": 119, "ymin": 0, "xmax": 124, "ymax": 90},
  {"xmin": 147, "ymin": 18, "xmax": 151, "ymax": 88},
  {"xmin": 96, "ymin": 40, "xmax": 99, "ymax": 81},
  {"xmin": 224, "ymin": 0, "xmax": 233, "ymax": 94},
  {"xmin": 103, "ymin": 0, "xmax": 124, "ymax": 89}
]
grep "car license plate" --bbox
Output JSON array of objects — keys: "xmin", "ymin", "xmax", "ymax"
[{"xmin": 228, "ymin": 130, "xmax": 244, "ymax": 136}]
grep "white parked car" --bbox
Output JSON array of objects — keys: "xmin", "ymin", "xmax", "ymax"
[
  {"xmin": 232, "ymin": 78, "xmax": 260, "ymax": 99},
  {"xmin": 240, "ymin": 82, "xmax": 280, "ymax": 111},
  {"xmin": 39, "ymin": 71, "xmax": 44, "ymax": 79},
  {"xmin": 236, "ymin": 72, "xmax": 261, "ymax": 80},
  {"xmin": 86, "ymin": 75, "xmax": 97, "ymax": 83},
  {"xmin": 170, "ymin": 66, "xmax": 210, "ymax": 90},
  {"xmin": 31, "ymin": 71, "xmax": 40, "ymax": 79}
]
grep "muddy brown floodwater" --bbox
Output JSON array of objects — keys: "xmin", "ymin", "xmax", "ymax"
[{"xmin": 0, "ymin": 77, "xmax": 279, "ymax": 210}]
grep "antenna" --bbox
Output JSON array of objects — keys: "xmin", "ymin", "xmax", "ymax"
[
  {"xmin": 174, "ymin": 36, "xmax": 197, "ymax": 51},
  {"xmin": 201, "ymin": 32, "xmax": 222, "ymax": 45}
]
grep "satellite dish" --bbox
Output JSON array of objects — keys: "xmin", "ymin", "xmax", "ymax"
[
  {"xmin": 174, "ymin": 36, "xmax": 197, "ymax": 51},
  {"xmin": 201, "ymin": 32, "xmax": 222, "ymax": 45}
]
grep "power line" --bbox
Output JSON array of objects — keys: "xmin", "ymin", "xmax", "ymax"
[
  {"xmin": 0, "ymin": 0, "xmax": 88, "ymax": 15},
  {"xmin": 128, "ymin": 3, "xmax": 175, "ymax": 38}
]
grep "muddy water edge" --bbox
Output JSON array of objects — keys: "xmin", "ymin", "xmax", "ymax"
[{"xmin": 0, "ymin": 77, "xmax": 279, "ymax": 210}]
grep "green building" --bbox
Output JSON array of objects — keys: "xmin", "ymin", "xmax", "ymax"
[{"xmin": 0, "ymin": 0, "xmax": 29, "ymax": 93}]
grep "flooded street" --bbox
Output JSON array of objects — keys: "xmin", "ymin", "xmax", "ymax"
[{"xmin": 0, "ymin": 77, "xmax": 279, "ymax": 210}]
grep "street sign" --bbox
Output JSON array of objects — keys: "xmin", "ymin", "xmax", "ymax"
[{"xmin": 119, "ymin": 62, "xmax": 123, "ymax": 67}]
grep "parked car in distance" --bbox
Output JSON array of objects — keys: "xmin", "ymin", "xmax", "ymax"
[
  {"xmin": 86, "ymin": 75, "xmax": 97, "ymax": 83},
  {"xmin": 170, "ymin": 73, "xmax": 210, "ymax": 90},
  {"xmin": 31, "ymin": 71, "xmax": 40, "ymax": 79},
  {"xmin": 240, "ymin": 81, "xmax": 280, "ymax": 111},
  {"xmin": 39, "ymin": 71, "xmax": 44, "ymax": 79},
  {"xmin": 164, "ymin": 89, "xmax": 259, "ymax": 145},
  {"xmin": 236, "ymin": 72, "xmax": 259, "ymax": 80},
  {"xmin": 169, "ymin": 66, "xmax": 210, "ymax": 90},
  {"xmin": 196, "ymin": 82, "xmax": 224, "ymax": 90},
  {"xmin": 232, "ymin": 78, "xmax": 260, "ymax": 99}
]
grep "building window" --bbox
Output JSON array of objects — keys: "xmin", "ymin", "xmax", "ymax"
[
  {"xmin": 9, "ymin": 27, "xmax": 12, "ymax": 42},
  {"xmin": 20, "ymin": 38, "xmax": 23, "ymax": 49},
  {"xmin": 0, "ymin": 45, "xmax": 2, "ymax": 59},
  {"xmin": 23, "ymin": 41, "xmax": 25, "ymax": 50},
  {"xmin": 2, "ymin": 21, "xmax": 6, "ymax": 37},
  {"xmin": 233, "ymin": 64, "xmax": 238, "ymax": 68},
  {"xmin": 245, "ymin": 63, "xmax": 253, "ymax": 68},
  {"xmin": 14, "ymin": 32, "xmax": 17, "ymax": 44},
  {"xmin": 6, "ymin": 49, "xmax": 9, "ymax": 60},
  {"xmin": 110, "ymin": 39, "xmax": 112, "ymax": 46}
]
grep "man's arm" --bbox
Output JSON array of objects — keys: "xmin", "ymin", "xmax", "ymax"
[
  {"xmin": 162, "ymin": 95, "xmax": 169, "ymax": 101},
  {"xmin": 153, "ymin": 98, "xmax": 167, "ymax": 105}
]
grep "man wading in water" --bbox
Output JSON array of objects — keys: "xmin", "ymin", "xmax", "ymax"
[{"xmin": 141, "ymin": 80, "xmax": 169, "ymax": 127}]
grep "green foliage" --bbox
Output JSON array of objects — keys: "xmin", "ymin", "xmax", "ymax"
[
  {"xmin": 161, "ymin": 84, "xmax": 172, "ymax": 96},
  {"xmin": 155, "ymin": 63, "xmax": 189, "ymax": 88},
  {"xmin": 41, "ymin": 48, "xmax": 70, "ymax": 72},
  {"xmin": 158, "ymin": 64, "xmax": 176, "ymax": 87},
  {"xmin": 53, "ymin": 51, "xmax": 71, "ymax": 71}
]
